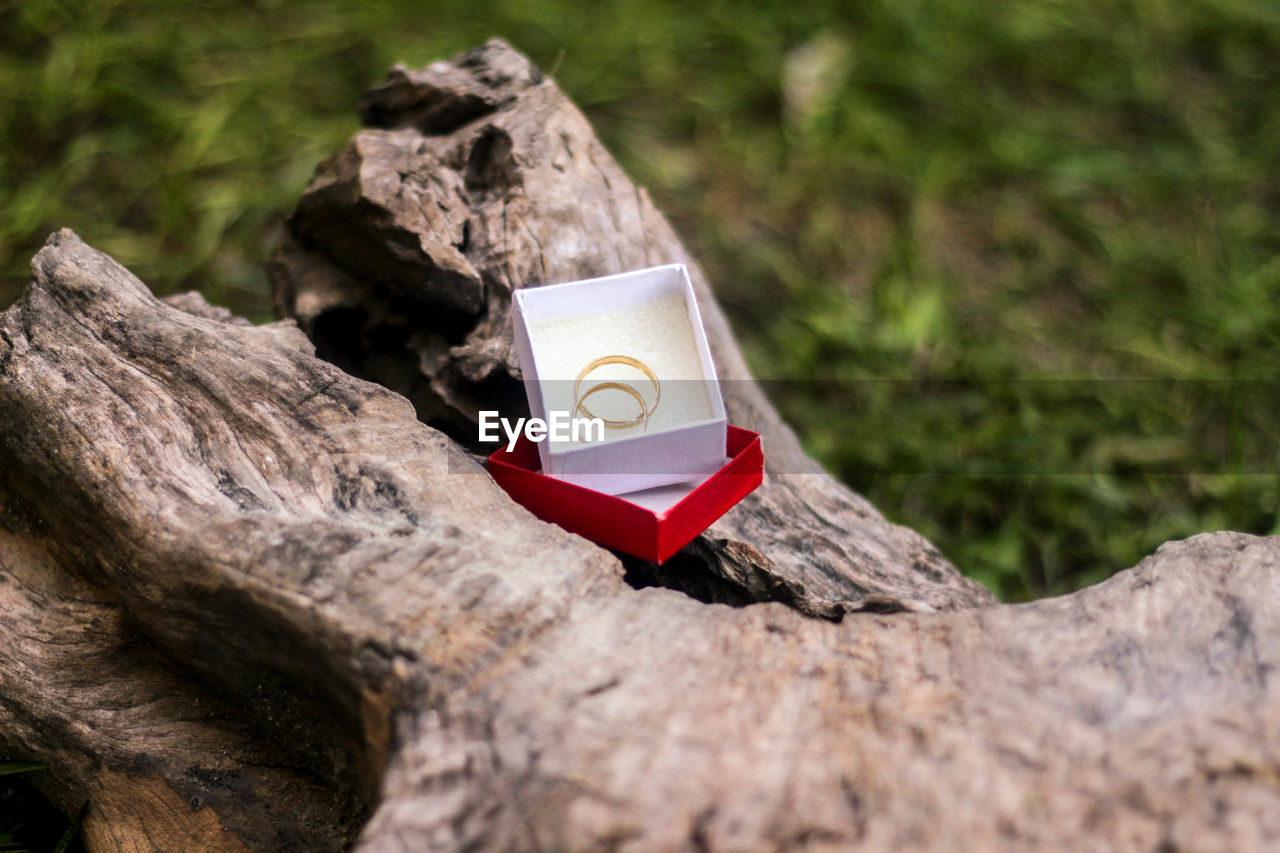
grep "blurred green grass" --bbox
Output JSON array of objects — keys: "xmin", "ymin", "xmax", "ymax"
[{"xmin": 2, "ymin": 0, "xmax": 1279, "ymax": 601}]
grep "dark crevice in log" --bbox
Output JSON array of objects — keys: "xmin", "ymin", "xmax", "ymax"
[
  {"xmin": 619, "ymin": 537, "xmax": 848, "ymax": 621},
  {"xmin": 618, "ymin": 547, "xmax": 766, "ymax": 610}
]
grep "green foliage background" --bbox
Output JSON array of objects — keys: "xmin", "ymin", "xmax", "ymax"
[{"xmin": 2, "ymin": 0, "xmax": 1279, "ymax": 609}]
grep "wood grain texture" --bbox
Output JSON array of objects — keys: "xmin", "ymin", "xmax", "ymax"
[{"xmin": 0, "ymin": 40, "xmax": 1277, "ymax": 853}]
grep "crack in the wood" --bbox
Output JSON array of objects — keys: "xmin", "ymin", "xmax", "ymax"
[
  {"xmin": 521, "ymin": 219, "xmax": 548, "ymax": 284},
  {"xmin": 0, "ymin": 323, "xmax": 14, "ymax": 372},
  {"xmin": 295, "ymin": 376, "xmax": 340, "ymax": 409}
]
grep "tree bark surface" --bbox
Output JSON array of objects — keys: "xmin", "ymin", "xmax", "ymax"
[{"xmin": 0, "ymin": 40, "xmax": 1277, "ymax": 853}]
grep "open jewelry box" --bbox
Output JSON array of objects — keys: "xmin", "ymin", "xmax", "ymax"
[
  {"xmin": 510, "ymin": 264, "xmax": 729, "ymax": 495},
  {"xmin": 491, "ymin": 264, "xmax": 764, "ymax": 563}
]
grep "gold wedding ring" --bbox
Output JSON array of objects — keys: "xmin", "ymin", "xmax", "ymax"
[{"xmin": 573, "ymin": 355, "xmax": 661, "ymax": 430}]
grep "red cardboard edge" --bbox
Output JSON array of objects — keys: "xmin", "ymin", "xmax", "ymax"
[{"xmin": 488, "ymin": 426, "xmax": 763, "ymax": 563}]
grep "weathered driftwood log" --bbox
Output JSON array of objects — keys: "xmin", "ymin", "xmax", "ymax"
[
  {"xmin": 0, "ymin": 40, "xmax": 1278, "ymax": 853},
  {"xmin": 269, "ymin": 39, "xmax": 990, "ymax": 618}
]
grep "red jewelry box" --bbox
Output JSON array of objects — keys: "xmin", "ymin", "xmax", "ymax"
[{"xmin": 488, "ymin": 426, "xmax": 763, "ymax": 563}]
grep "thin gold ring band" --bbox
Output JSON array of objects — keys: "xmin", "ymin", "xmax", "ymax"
[
  {"xmin": 574, "ymin": 382, "xmax": 649, "ymax": 429},
  {"xmin": 572, "ymin": 355, "xmax": 661, "ymax": 430}
]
